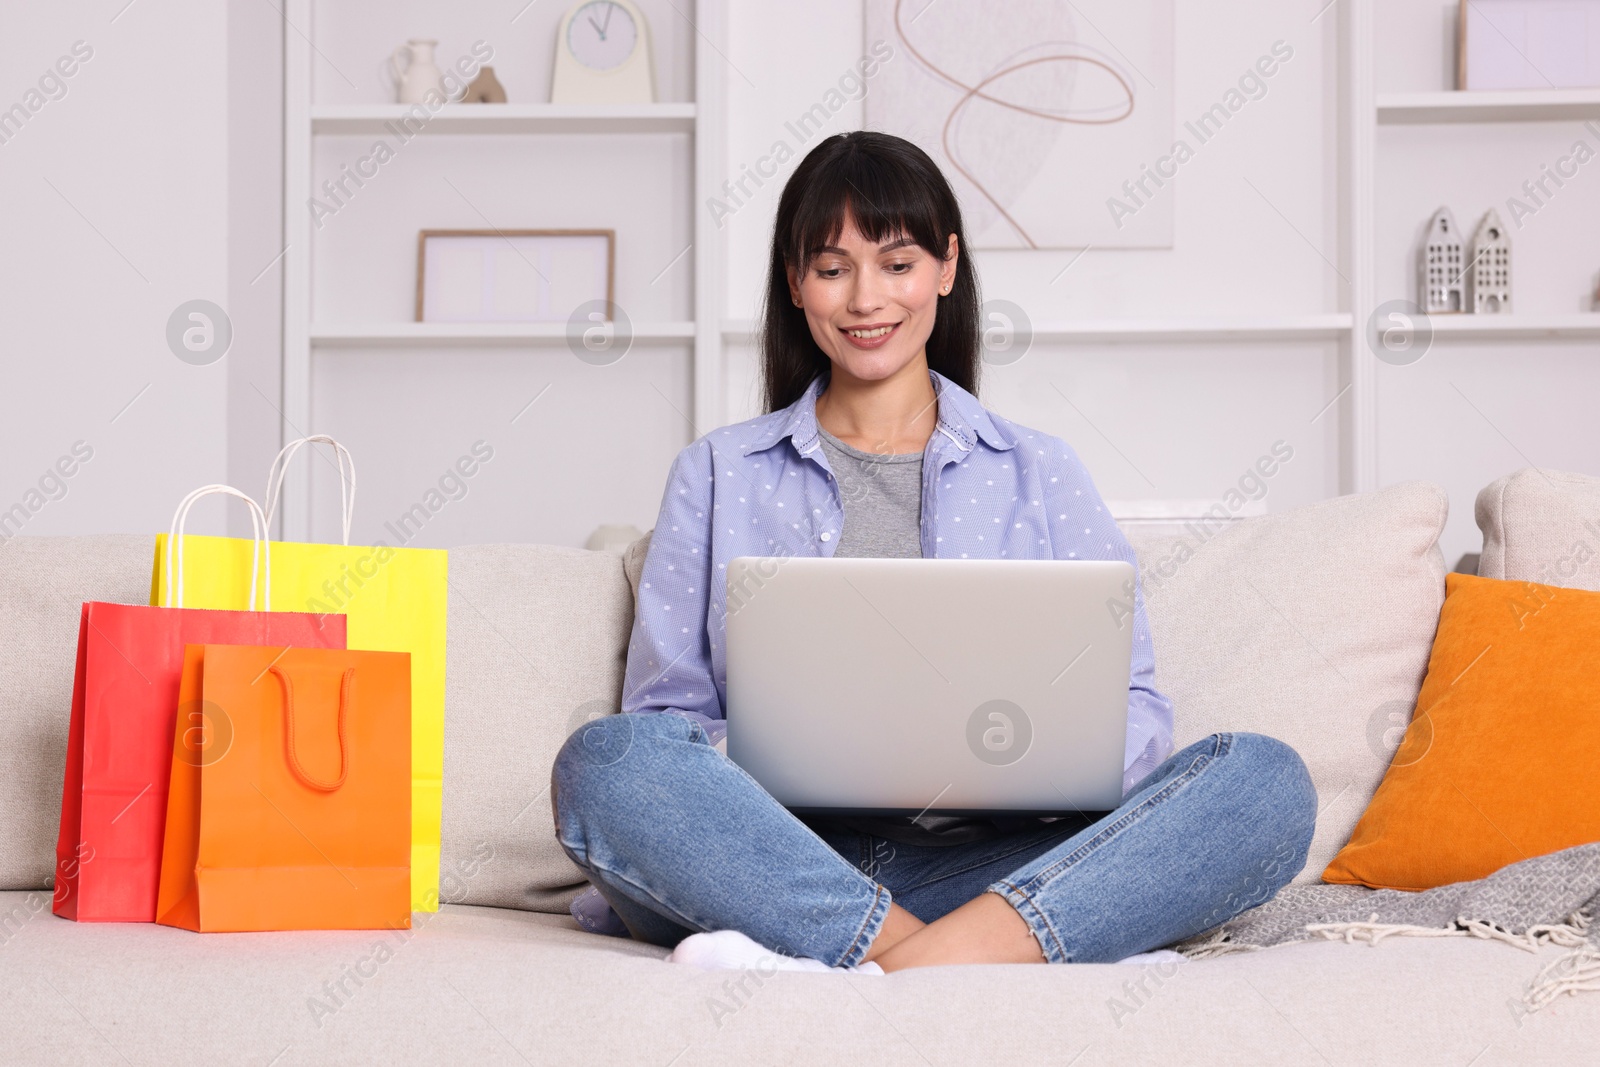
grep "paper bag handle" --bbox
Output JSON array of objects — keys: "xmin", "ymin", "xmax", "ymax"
[
  {"xmin": 264, "ymin": 436, "xmax": 356, "ymax": 546},
  {"xmin": 271, "ymin": 664, "xmax": 352, "ymax": 792},
  {"xmin": 166, "ymin": 485, "xmax": 271, "ymax": 611}
]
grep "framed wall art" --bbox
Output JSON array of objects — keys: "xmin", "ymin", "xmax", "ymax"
[
  {"xmin": 414, "ymin": 229, "xmax": 615, "ymax": 323},
  {"xmin": 864, "ymin": 0, "xmax": 1176, "ymax": 249}
]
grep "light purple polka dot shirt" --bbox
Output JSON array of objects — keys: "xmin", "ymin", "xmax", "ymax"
[{"xmin": 622, "ymin": 367, "xmax": 1175, "ymax": 798}]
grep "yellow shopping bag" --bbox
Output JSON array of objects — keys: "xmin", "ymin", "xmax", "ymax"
[{"xmin": 152, "ymin": 437, "xmax": 447, "ymax": 913}]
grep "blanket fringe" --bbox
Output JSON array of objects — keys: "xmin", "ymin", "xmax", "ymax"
[
  {"xmin": 1175, "ymin": 926, "xmax": 1262, "ymax": 961},
  {"xmin": 1522, "ymin": 945, "xmax": 1600, "ymax": 1013},
  {"xmin": 1306, "ymin": 908, "xmax": 1592, "ymax": 954},
  {"xmin": 1175, "ymin": 908, "xmax": 1599, "ymax": 1017},
  {"xmin": 1304, "ymin": 908, "xmax": 1598, "ymax": 1017}
]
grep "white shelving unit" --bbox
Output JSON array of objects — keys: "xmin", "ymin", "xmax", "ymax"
[
  {"xmin": 1426, "ymin": 314, "xmax": 1600, "ymax": 340},
  {"xmin": 1348, "ymin": 0, "xmax": 1378, "ymax": 494},
  {"xmin": 276, "ymin": 1, "xmax": 1598, "ymax": 538},
  {"xmin": 1351, "ymin": 4, "xmax": 1600, "ymax": 490},
  {"xmin": 722, "ymin": 315, "xmax": 1353, "ymax": 345},
  {"xmin": 279, "ymin": 0, "xmax": 725, "ymax": 541},
  {"xmin": 309, "ymin": 103, "xmax": 698, "ymax": 136},
  {"xmin": 1377, "ymin": 88, "xmax": 1600, "ymax": 124},
  {"xmin": 311, "ymin": 321, "xmax": 699, "ymax": 346}
]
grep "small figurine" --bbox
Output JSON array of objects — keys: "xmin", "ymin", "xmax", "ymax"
[
  {"xmin": 1419, "ymin": 207, "xmax": 1466, "ymax": 313},
  {"xmin": 1469, "ymin": 208, "xmax": 1511, "ymax": 313},
  {"xmin": 461, "ymin": 67, "xmax": 507, "ymax": 104}
]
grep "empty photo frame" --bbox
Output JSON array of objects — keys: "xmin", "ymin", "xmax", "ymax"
[
  {"xmin": 415, "ymin": 229, "xmax": 615, "ymax": 323},
  {"xmin": 1459, "ymin": 0, "xmax": 1600, "ymax": 90}
]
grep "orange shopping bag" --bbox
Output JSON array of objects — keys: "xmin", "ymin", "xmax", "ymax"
[{"xmin": 156, "ymin": 644, "xmax": 411, "ymax": 932}]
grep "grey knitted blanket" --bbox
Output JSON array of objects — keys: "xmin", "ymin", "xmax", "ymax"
[{"xmin": 1171, "ymin": 843, "xmax": 1600, "ymax": 1015}]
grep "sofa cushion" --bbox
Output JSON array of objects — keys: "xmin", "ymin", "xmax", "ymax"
[
  {"xmin": 622, "ymin": 529, "xmax": 651, "ymax": 603},
  {"xmin": 439, "ymin": 544, "xmax": 633, "ymax": 914},
  {"xmin": 1476, "ymin": 467, "xmax": 1600, "ymax": 590},
  {"xmin": 0, "ymin": 889, "xmax": 1592, "ymax": 1062},
  {"xmin": 1124, "ymin": 482, "xmax": 1448, "ymax": 884},
  {"xmin": 1322, "ymin": 571, "xmax": 1600, "ymax": 890},
  {"xmin": 0, "ymin": 535, "xmax": 154, "ymax": 891}
]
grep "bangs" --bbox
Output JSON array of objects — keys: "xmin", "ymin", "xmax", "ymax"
[
  {"xmin": 761, "ymin": 130, "xmax": 980, "ymax": 411},
  {"xmin": 787, "ymin": 148, "xmax": 946, "ymax": 270}
]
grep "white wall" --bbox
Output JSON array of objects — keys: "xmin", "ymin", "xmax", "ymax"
[
  {"xmin": 0, "ymin": 2, "xmax": 231, "ymax": 539},
  {"xmin": 4, "ymin": 0, "xmax": 1595, "ymax": 566}
]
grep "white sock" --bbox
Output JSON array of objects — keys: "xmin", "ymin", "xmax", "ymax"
[
  {"xmin": 1114, "ymin": 948, "xmax": 1185, "ymax": 966},
  {"xmin": 668, "ymin": 929, "xmax": 883, "ymax": 974}
]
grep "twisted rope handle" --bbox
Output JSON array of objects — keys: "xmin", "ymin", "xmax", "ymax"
[{"xmin": 270, "ymin": 664, "xmax": 353, "ymax": 792}]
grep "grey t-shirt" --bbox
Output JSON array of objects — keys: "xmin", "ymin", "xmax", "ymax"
[
  {"xmin": 816, "ymin": 426, "xmax": 923, "ymax": 560},
  {"xmin": 811, "ymin": 426, "xmax": 1013, "ymax": 847}
]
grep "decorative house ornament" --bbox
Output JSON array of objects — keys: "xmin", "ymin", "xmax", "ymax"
[
  {"xmin": 462, "ymin": 66, "xmax": 507, "ymax": 103},
  {"xmin": 1419, "ymin": 207, "xmax": 1466, "ymax": 314},
  {"xmin": 1469, "ymin": 208, "xmax": 1511, "ymax": 314},
  {"xmin": 551, "ymin": 0, "xmax": 656, "ymax": 104}
]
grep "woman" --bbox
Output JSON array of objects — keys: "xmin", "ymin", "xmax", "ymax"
[{"xmin": 552, "ymin": 131, "xmax": 1316, "ymax": 973}]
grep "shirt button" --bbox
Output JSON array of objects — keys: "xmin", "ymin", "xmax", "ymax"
[{"xmin": 820, "ymin": 531, "xmax": 831, "ymax": 541}]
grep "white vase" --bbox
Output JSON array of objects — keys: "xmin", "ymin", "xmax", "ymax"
[{"xmin": 388, "ymin": 39, "xmax": 445, "ymax": 104}]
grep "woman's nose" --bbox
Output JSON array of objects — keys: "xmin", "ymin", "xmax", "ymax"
[{"xmin": 847, "ymin": 269, "xmax": 888, "ymax": 314}]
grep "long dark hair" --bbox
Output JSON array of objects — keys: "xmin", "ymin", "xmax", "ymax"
[{"xmin": 759, "ymin": 131, "xmax": 981, "ymax": 413}]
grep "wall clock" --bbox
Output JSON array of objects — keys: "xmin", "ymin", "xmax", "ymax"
[{"xmin": 551, "ymin": 0, "xmax": 656, "ymax": 104}]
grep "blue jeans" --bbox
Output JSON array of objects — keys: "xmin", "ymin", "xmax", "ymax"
[{"xmin": 551, "ymin": 713, "xmax": 1316, "ymax": 966}]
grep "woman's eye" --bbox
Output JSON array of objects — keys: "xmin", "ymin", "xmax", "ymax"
[
  {"xmin": 887, "ymin": 262, "xmax": 913, "ymax": 273},
  {"xmin": 816, "ymin": 268, "xmax": 843, "ymax": 279}
]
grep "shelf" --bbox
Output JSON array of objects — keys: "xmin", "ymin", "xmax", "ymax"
[
  {"xmin": 721, "ymin": 315, "xmax": 1352, "ymax": 344},
  {"xmin": 311, "ymin": 321, "xmax": 698, "ymax": 346},
  {"xmin": 1021, "ymin": 315, "xmax": 1352, "ymax": 343},
  {"xmin": 1377, "ymin": 89, "xmax": 1600, "ymax": 124},
  {"xmin": 1425, "ymin": 314, "xmax": 1600, "ymax": 340},
  {"xmin": 310, "ymin": 103, "xmax": 697, "ymax": 136}
]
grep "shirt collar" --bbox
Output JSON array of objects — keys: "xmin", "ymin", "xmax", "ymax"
[{"xmin": 739, "ymin": 367, "xmax": 1016, "ymax": 459}]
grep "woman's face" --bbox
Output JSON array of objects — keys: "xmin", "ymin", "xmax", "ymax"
[{"xmin": 787, "ymin": 213, "xmax": 958, "ymax": 386}]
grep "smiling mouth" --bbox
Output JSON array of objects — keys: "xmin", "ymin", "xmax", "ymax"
[{"xmin": 842, "ymin": 323, "xmax": 899, "ymax": 340}]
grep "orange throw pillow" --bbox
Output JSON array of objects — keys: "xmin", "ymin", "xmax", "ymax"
[{"xmin": 1323, "ymin": 571, "xmax": 1600, "ymax": 890}]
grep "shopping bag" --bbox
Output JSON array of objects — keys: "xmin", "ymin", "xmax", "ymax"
[
  {"xmin": 156, "ymin": 643, "xmax": 411, "ymax": 932},
  {"xmin": 54, "ymin": 487, "xmax": 346, "ymax": 922},
  {"xmin": 149, "ymin": 436, "xmax": 447, "ymax": 912}
]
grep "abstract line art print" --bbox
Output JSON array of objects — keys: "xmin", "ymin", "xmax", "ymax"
[{"xmin": 865, "ymin": 0, "xmax": 1175, "ymax": 249}]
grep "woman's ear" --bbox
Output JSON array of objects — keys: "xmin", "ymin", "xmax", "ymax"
[
  {"xmin": 942, "ymin": 233, "xmax": 960, "ymax": 292},
  {"xmin": 786, "ymin": 263, "xmax": 802, "ymax": 306}
]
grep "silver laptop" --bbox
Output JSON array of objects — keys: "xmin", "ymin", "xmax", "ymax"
[{"xmin": 724, "ymin": 557, "xmax": 1135, "ymax": 815}]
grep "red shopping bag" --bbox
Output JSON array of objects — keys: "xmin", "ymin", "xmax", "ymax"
[{"xmin": 53, "ymin": 487, "xmax": 346, "ymax": 922}]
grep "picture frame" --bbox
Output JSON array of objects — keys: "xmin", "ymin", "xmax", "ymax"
[
  {"xmin": 1458, "ymin": 0, "xmax": 1600, "ymax": 90},
  {"xmin": 414, "ymin": 229, "xmax": 615, "ymax": 323}
]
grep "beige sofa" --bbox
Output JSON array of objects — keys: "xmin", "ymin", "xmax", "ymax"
[{"xmin": 2, "ymin": 469, "xmax": 1597, "ymax": 1064}]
